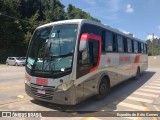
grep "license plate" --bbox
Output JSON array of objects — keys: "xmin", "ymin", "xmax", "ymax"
[
  {"xmin": 37, "ymin": 78, "xmax": 47, "ymax": 86},
  {"xmin": 37, "ymin": 89, "xmax": 45, "ymax": 94}
]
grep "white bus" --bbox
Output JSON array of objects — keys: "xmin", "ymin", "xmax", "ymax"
[{"xmin": 25, "ymin": 19, "xmax": 148, "ymax": 105}]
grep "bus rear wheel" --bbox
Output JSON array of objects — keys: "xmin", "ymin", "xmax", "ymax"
[
  {"xmin": 135, "ymin": 67, "xmax": 140, "ymax": 80},
  {"xmin": 96, "ymin": 77, "xmax": 109, "ymax": 100}
]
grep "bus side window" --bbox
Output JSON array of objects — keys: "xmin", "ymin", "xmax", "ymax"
[
  {"xmin": 134, "ymin": 41, "xmax": 138, "ymax": 53},
  {"xmin": 127, "ymin": 39, "xmax": 132, "ymax": 53},
  {"xmin": 105, "ymin": 31, "xmax": 113, "ymax": 52},
  {"xmin": 117, "ymin": 35, "xmax": 124, "ymax": 52}
]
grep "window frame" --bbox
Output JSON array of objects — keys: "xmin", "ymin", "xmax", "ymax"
[
  {"xmin": 141, "ymin": 43, "xmax": 144, "ymax": 53},
  {"xmin": 144, "ymin": 43, "xmax": 147, "ymax": 54}
]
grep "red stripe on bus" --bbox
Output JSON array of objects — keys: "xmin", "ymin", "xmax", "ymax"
[
  {"xmin": 80, "ymin": 33, "xmax": 88, "ymax": 41},
  {"xmin": 127, "ymin": 55, "xmax": 140, "ymax": 70},
  {"xmin": 80, "ymin": 33, "xmax": 101, "ymax": 41}
]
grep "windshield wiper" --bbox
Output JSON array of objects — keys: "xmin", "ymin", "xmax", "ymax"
[
  {"xmin": 43, "ymin": 52, "xmax": 72, "ymax": 72},
  {"xmin": 50, "ymin": 52, "xmax": 73, "ymax": 58}
]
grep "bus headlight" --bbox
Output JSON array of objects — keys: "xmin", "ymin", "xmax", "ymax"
[
  {"xmin": 57, "ymin": 80, "xmax": 74, "ymax": 91},
  {"xmin": 25, "ymin": 79, "xmax": 30, "ymax": 85}
]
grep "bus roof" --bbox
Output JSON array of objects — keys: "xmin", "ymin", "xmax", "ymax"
[
  {"xmin": 37, "ymin": 19, "xmax": 145, "ymax": 43},
  {"xmin": 37, "ymin": 19, "xmax": 83, "ymax": 29}
]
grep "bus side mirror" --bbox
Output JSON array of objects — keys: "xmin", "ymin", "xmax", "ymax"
[
  {"xmin": 79, "ymin": 33, "xmax": 88, "ymax": 52},
  {"xmin": 79, "ymin": 40, "xmax": 87, "ymax": 52}
]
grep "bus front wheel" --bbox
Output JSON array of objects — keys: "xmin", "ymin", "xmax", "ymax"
[{"xmin": 96, "ymin": 77, "xmax": 110, "ymax": 100}]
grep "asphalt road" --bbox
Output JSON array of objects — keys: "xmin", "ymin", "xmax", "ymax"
[{"xmin": 0, "ymin": 65, "xmax": 160, "ymax": 120}]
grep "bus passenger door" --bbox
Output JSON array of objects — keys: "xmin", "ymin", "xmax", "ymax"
[
  {"xmin": 77, "ymin": 33, "xmax": 101, "ymax": 97},
  {"xmin": 77, "ymin": 33, "xmax": 101, "ymax": 78}
]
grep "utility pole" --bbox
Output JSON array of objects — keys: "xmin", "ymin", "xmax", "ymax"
[{"xmin": 152, "ymin": 33, "xmax": 154, "ymax": 56}]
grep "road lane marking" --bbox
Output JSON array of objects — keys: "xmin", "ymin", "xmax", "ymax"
[
  {"xmin": 133, "ymin": 92, "xmax": 159, "ymax": 98},
  {"xmin": 17, "ymin": 95, "xmax": 25, "ymax": 99},
  {"xmin": 143, "ymin": 108, "xmax": 158, "ymax": 120},
  {"xmin": 152, "ymin": 117, "xmax": 158, "ymax": 120},
  {"xmin": 149, "ymin": 83, "xmax": 160, "ymax": 86},
  {"xmin": 83, "ymin": 117, "xmax": 102, "ymax": 120},
  {"xmin": 116, "ymin": 102, "xmax": 146, "ymax": 111},
  {"xmin": 144, "ymin": 86, "xmax": 160, "ymax": 90},
  {"xmin": 154, "ymin": 79, "xmax": 160, "ymax": 81},
  {"xmin": 152, "ymin": 81, "xmax": 160, "ymax": 83},
  {"xmin": 153, "ymin": 105, "xmax": 160, "ymax": 111},
  {"xmin": 126, "ymin": 96, "xmax": 153, "ymax": 103},
  {"xmin": 139, "ymin": 89, "xmax": 160, "ymax": 93},
  {"xmin": 144, "ymin": 107, "xmax": 150, "ymax": 111},
  {"xmin": 115, "ymin": 102, "xmax": 150, "ymax": 120},
  {"xmin": 0, "ymin": 83, "xmax": 24, "ymax": 91},
  {"xmin": 128, "ymin": 116, "xmax": 140, "ymax": 120},
  {"xmin": 136, "ymin": 117, "xmax": 142, "ymax": 120},
  {"xmin": 0, "ymin": 98, "xmax": 31, "ymax": 107}
]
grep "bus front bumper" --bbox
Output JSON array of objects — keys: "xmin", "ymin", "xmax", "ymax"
[{"xmin": 25, "ymin": 83, "xmax": 77, "ymax": 105}]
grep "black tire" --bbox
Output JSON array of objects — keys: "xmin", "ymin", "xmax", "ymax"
[
  {"xmin": 135, "ymin": 68, "xmax": 140, "ymax": 80},
  {"xmin": 96, "ymin": 77, "xmax": 110, "ymax": 100},
  {"xmin": 33, "ymin": 98, "xmax": 42, "ymax": 103}
]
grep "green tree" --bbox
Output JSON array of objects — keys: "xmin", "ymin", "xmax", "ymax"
[
  {"xmin": 67, "ymin": 4, "xmax": 100, "ymax": 22},
  {"xmin": 0, "ymin": 0, "xmax": 101, "ymax": 63},
  {"xmin": 146, "ymin": 38, "xmax": 160, "ymax": 56},
  {"xmin": 0, "ymin": 0, "xmax": 25, "ymax": 62},
  {"xmin": 41, "ymin": 0, "xmax": 66, "ymax": 23}
]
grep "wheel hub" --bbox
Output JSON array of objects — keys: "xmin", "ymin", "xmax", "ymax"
[{"xmin": 100, "ymin": 83, "xmax": 106, "ymax": 94}]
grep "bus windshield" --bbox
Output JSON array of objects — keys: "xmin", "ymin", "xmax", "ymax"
[{"xmin": 26, "ymin": 24, "xmax": 78, "ymax": 73}]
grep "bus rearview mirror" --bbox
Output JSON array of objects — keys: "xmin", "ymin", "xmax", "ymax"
[
  {"xmin": 79, "ymin": 33, "xmax": 88, "ymax": 52},
  {"xmin": 79, "ymin": 40, "xmax": 87, "ymax": 52}
]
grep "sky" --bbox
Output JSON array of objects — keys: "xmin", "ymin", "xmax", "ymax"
[{"xmin": 60, "ymin": 0, "xmax": 160, "ymax": 41}]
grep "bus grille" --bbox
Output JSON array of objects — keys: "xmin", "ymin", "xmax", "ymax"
[{"xmin": 30, "ymin": 83, "xmax": 55, "ymax": 100}]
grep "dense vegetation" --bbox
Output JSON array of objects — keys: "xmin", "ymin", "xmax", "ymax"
[
  {"xmin": 146, "ymin": 38, "xmax": 160, "ymax": 56},
  {"xmin": 0, "ymin": 0, "xmax": 159, "ymax": 63},
  {"xmin": 0, "ymin": 0, "xmax": 100, "ymax": 63}
]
